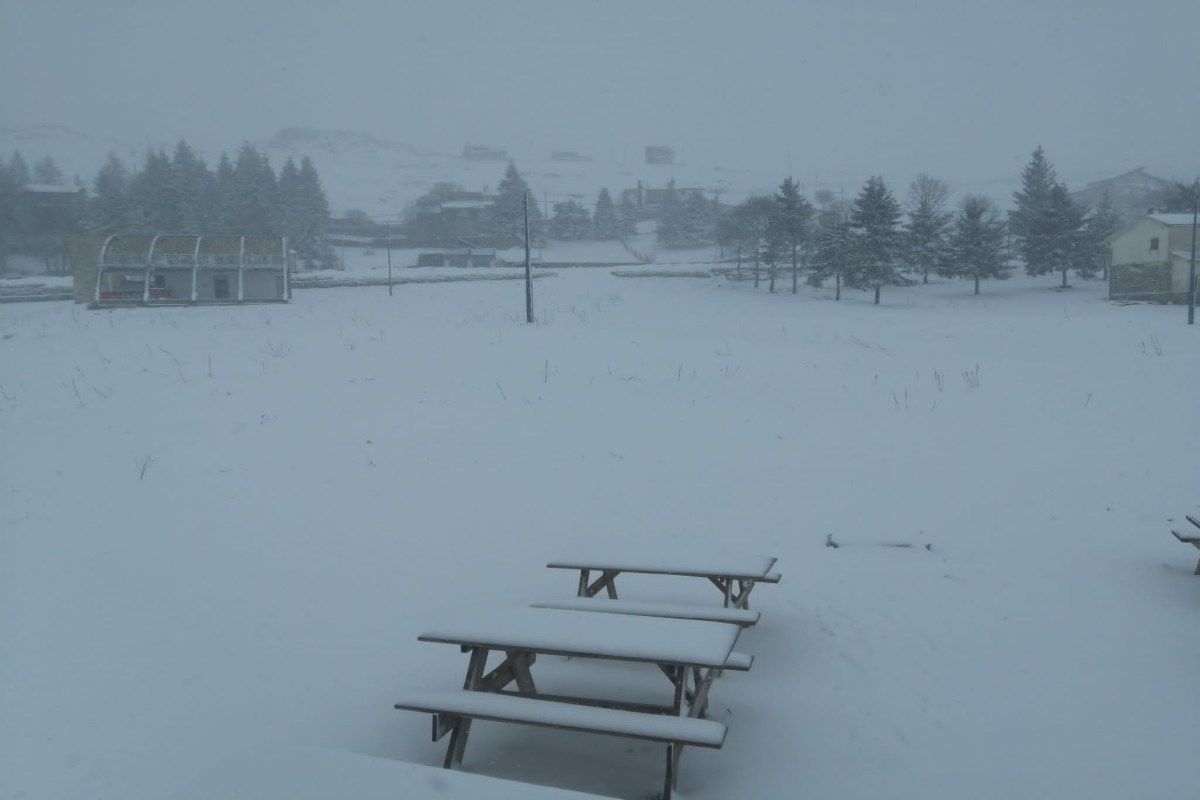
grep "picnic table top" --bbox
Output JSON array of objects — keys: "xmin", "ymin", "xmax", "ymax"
[
  {"xmin": 172, "ymin": 747, "xmax": 612, "ymax": 799},
  {"xmin": 419, "ymin": 607, "xmax": 742, "ymax": 669},
  {"xmin": 546, "ymin": 555, "xmax": 779, "ymax": 581},
  {"xmin": 531, "ymin": 597, "xmax": 760, "ymax": 626}
]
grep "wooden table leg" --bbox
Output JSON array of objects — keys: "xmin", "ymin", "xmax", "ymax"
[
  {"xmin": 576, "ymin": 568, "xmax": 590, "ymax": 596},
  {"xmin": 444, "ymin": 646, "xmax": 488, "ymax": 767}
]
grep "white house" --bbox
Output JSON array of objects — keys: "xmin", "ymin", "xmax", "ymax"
[{"xmin": 1108, "ymin": 213, "xmax": 1196, "ymax": 302}]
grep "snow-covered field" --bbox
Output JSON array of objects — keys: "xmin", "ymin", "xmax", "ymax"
[{"xmin": 1, "ymin": 272, "xmax": 1197, "ymax": 800}]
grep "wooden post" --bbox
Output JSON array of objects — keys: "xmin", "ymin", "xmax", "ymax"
[
  {"xmin": 386, "ymin": 221, "xmax": 393, "ymax": 297},
  {"xmin": 1188, "ymin": 195, "xmax": 1196, "ymax": 325},
  {"xmin": 524, "ymin": 194, "xmax": 533, "ymax": 324}
]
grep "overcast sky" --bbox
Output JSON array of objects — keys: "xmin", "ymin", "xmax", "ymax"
[{"xmin": 3, "ymin": 0, "xmax": 1199, "ymax": 186}]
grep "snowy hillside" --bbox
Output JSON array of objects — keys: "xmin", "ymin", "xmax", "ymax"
[{"xmin": 1, "ymin": 272, "xmax": 1197, "ymax": 800}]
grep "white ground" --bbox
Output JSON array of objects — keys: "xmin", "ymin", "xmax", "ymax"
[{"xmin": 1, "ymin": 270, "xmax": 1197, "ymax": 800}]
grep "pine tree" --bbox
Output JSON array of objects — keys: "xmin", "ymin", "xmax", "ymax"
[
  {"xmin": 1082, "ymin": 191, "xmax": 1121, "ymax": 280},
  {"xmin": 168, "ymin": 140, "xmax": 212, "ymax": 234},
  {"xmin": 592, "ymin": 188, "xmax": 619, "ymax": 239},
  {"xmin": 233, "ymin": 143, "xmax": 278, "ymax": 233},
  {"xmin": 905, "ymin": 173, "xmax": 951, "ymax": 283},
  {"xmin": 127, "ymin": 149, "xmax": 176, "ymax": 231},
  {"xmin": 211, "ymin": 153, "xmax": 239, "ymax": 233},
  {"xmin": 809, "ymin": 216, "xmax": 854, "ymax": 300},
  {"xmin": 277, "ymin": 157, "xmax": 303, "ymax": 249},
  {"xmin": 775, "ymin": 177, "xmax": 815, "ymax": 293},
  {"xmin": 88, "ymin": 152, "xmax": 131, "ymax": 233},
  {"xmin": 32, "ymin": 155, "xmax": 64, "ymax": 185},
  {"xmin": 490, "ymin": 162, "xmax": 543, "ymax": 244},
  {"xmin": 1044, "ymin": 183, "xmax": 1087, "ymax": 288},
  {"xmin": 7, "ymin": 152, "xmax": 30, "ymax": 186},
  {"xmin": 615, "ymin": 192, "xmax": 638, "ymax": 239},
  {"xmin": 549, "ymin": 199, "xmax": 592, "ymax": 240},
  {"xmin": 847, "ymin": 176, "xmax": 904, "ymax": 304},
  {"xmin": 1009, "ymin": 146, "xmax": 1060, "ymax": 279},
  {"xmin": 656, "ymin": 180, "xmax": 682, "ymax": 247},
  {"xmin": 294, "ymin": 156, "xmax": 333, "ymax": 269},
  {"xmin": 737, "ymin": 196, "xmax": 775, "ymax": 288},
  {"xmin": 944, "ymin": 195, "xmax": 1009, "ymax": 295}
]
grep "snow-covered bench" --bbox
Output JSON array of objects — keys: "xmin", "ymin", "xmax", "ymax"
[
  {"xmin": 1172, "ymin": 515, "xmax": 1200, "ymax": 575},
  {"xmin": 546, "ymin": 555, "xmax": 782, "ymax": 609},
  {"xmin": 395, "ymin": 607, "xmax": 746, "ymax": 799},
  {"xmin": 174, "ymin": 747, "xmax": 612, "ymax": 799},
  {"xmin": 530, "ymin": 597, "xmax": 761, "ymax": 626}
]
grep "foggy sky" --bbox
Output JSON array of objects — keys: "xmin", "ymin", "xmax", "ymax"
[{"xmin": 4, "ymin": 0, "xmax": 1199, "ymax": 185}]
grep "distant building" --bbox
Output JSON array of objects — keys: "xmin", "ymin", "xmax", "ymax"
[
  {"xmin": 619, "ymin": 181, "xmax": 708, "ymax": 219},
  {"xmin": 326, "ymin": 212, "xmax": 405, "ymax": 249},
  {"xmin": 72, "ymin": 234, "xmax": 292, "ymax": 306},
  {"xmin": 1070, "ymin": 168, "xmax": 1173, "ymax": 223},
  {"xmin": 551, "ymin": 150, "xmax": 591, "ymax": 162},
  {"xmin": 462, "ymin": 143, "xmax": 508, "ymax": 161},
  {"xmin": 1108, "ymin": 212, "xmax": 1196, "ymax": 302},
  {"xmin": 644, "ymin": 145, "xmax": 674, "ymax": 165},
  {"xmin": 416, "ymin": 249, "xmax": 498, "ymax": 268},
  {"xmin": 407, "ymin": 190, "xmax": 499, "ymax": 246}
]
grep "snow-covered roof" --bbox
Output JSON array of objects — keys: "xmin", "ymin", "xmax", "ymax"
[
  {"xmin": 439, "ymin": 199, "xmax": 492, "ymax": 210},
  {"xmin": 1147, "ymin": 213, "xmax": 1196, "ymax": 226},
  {"xmin": 1170, "ymin": 250, "xmax": 1197, "ymax": 261}
]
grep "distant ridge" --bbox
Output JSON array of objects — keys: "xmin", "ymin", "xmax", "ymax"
[{"xmin": 263, "ymin": 127, "xmax": 424, "ymax": 157}]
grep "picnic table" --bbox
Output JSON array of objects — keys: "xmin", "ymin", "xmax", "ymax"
[
  {"xmin": 395, "ymin": 607, "xmax": 748, "ymax": 799},
  {"xmin": 546, "ymin": 554, "xmax": 781, "ymax": 609}
]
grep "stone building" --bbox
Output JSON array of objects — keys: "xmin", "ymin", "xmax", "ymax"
[{"xmin": 1108, "ymin": 213, "xmax": 1196, "ymax": 302}]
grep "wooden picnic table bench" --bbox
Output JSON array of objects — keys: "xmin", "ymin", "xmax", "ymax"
[
  {"xmin": 174, "ymin": 747, "xmax": 615, "ymax": 799},
  {"xmin": 547, "ymin": 555, "xmax": 781, "ymax": 609},
  {"xmin": 1172, "ymin": 515, "xmax": 1200, "ymax": 575},
  {"xmin": 531, "ymin": 597, "xmax": 761, "ymax": 626},
  {"xmin": 395, "ymin": 607, "xmax": 747, "ymax": 799}
]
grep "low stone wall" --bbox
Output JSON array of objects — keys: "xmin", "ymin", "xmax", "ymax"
[{"xmin": 1109, "ymin": 262, "xmax": 1177, "ymax": 302}]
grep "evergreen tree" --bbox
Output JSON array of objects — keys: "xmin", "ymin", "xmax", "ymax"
[
  {"xmin": 32, "ymin": 155, "xmax": 64, "ymax": 185},
  {"xmin": 944, "ymin": 195, "xmax": 1009, "ymax": 295},
  {"xmin": 904, "ymin": 173, "xmax": 951, "ymax": 283},
  {"xmin": 88, "ymin": 152, "xmax": 131, "ymax": 233},
  {"xmin": 549, "ymin": 199, "xmax": 592, "ymax": 240},
  {"xmin": 211, "ymin": 153, "xmax": 239, "ymax": 232},
  {"xmin": 774, "ymin": 177, "xmax": 815, "ymax": 294},
  {"xmin": 1083, "ymin": 191, "xmax": 1121, "ymax": 280},
  {"xmin": 276, "ymin": 157, "xmax": 303, "ymax": 248},
  {"xmin": 847, "ymin": 176, "xmax": 904, "ymax": 304},
  {"xmin": 615, "ymin": 191, "xmax": 638, "ymax": 239},
  {"xmin": 738, "ymin": 196, "xmax": 775, "ymax": 288},
  {"xmin": 809, "ymin": 216, "xmax": 854, "ymax": 300},
  {"xmin": 294, "ymin": 156, "xmax": 333, "ymax": 269},
  {"xmin": 592, "ymin": 188, "xmax": 619, "ymax": 239},
  {"xmin": 127, "ymin": 149, "xmax": 176, "ymax": 231},
  {"xmin": 490, "ymin": 162, "xmax": 543, "ymax": 244},
  {"xmin": 233, "ymin": 143, "xmax": 278, "ymax": 233},
  {"xmin": 7, "ymin": 151, "xmax": 30, "ymax": 186},
  {"xmin": 1009, "ymin": 146, "xmax": 1060, "ymax": 278},
  {"xmin": 168, "ymin": 140, "xmax": 212, "ymax": 234},
  {"xmin": 677, "ymin": 192, "xmax": 719, "ymax": 248},
  {"xmin": 1044, "ymin": 183, "xmax": 1087, "ymax": 287},
  {"xmin": 656, "ymin": 180, "xmax": 683, "ymax": 247},
  {"xmin": 1156, "ymin": 178, "xmax": 1200, "ymax": 213}
]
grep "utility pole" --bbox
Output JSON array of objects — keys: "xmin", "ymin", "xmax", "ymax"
[
  {"xmin": 385, "ymin": 221, "xmax": 393, "ymax": 297},
  {"xmin": 1189, "ymin": 191, "xmax": 1197, "ymax": 325},
  {"xmin": 524, "ymin": 194, "xmax": 533, "ymax": 324}
]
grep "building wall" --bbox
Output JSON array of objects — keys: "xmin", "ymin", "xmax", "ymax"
[
  {"xmin": 1169, "ymin": 253, "xmax": 1196, "ymax": 295},
  {"xmin": 1167, "ymin": 222, "xmax": 1196, "ymax": 254},
  {"xmin": 1110, "ymin": 218, "xmax": 1169, "ymax": 266}
]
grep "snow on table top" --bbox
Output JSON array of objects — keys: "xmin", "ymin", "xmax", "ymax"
[
  {"xmin": 395, "ymin": 690, "xmax": 728, "ymax": 748},
  {"xmin": 531, "ymin": 597, "xmax": 761, "ymax": 626},
  {"xmin": 419, "ymin": 607, "xmax": 741, "ymax": 669},
  {"xmin": 171, "ymin": 747, "xmax": 614, "ymax": 799},
  {"xmin": 547, "ymin": 554, "xmax": 778, "ymax": 580}
]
